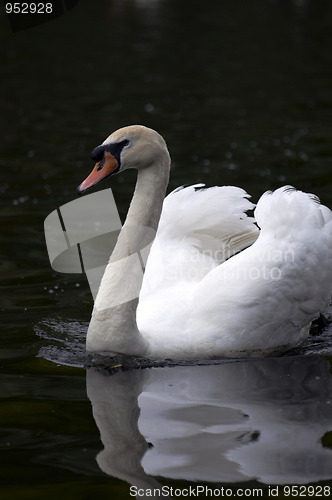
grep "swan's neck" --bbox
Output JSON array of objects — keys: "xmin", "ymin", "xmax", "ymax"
[
  {"xmin": 86, "ymin": 159, "xmax": 170, "ymax": 356},
  {"xmin": 112, "ymin": 164, "xmax": 168, "ymax": 260}
]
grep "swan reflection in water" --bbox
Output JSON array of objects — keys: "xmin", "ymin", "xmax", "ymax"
[{"xmin": 86, "ymin": 356, "xmax": 332, "ymax": 493}]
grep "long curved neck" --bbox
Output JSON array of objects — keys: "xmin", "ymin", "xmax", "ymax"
[
  {"xmin": 111, "ymin": 162, "xmax": 169, "ymax": 261},
  {"xmin": 86, "ymin": 157, "xmax": 170, "ymax": 357}
]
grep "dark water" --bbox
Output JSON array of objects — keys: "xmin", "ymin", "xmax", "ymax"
[{"xmin": 1, "ymin": 0, "xmax": 332, "ymax": 498}]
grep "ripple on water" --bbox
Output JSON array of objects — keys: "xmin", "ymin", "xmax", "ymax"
[
  {"xmin": 34, "ymin": 316, "xmax": 332, "ymax": 370},
  {"xmin": 35, "ymin": 318, "xmax": 87, "ymax": 368}
]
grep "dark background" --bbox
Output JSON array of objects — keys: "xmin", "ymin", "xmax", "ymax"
[{"xmin": 1, "ymin": 1, "xmax": 332, "ymax": 498}]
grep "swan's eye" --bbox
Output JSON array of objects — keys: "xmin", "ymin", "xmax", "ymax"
[{"xmin": 107, "ymin": 139, "xmax": 130, "ymax": 159}]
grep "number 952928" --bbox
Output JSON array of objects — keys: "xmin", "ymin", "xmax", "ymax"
[{"xmin": 5, "ymin": 3, "xmax": 53, "ymax": 14}]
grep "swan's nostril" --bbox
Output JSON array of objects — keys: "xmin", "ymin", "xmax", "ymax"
[{"xmin": 97, "ymin": 157, "xmax": 105, "ymax": 171}]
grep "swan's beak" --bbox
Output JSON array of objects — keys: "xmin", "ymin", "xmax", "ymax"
[{"xmin": 77, "ymin": 152, "xmax": 118, "ymax": 195}]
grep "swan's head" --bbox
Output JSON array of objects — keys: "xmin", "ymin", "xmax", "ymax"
[{"xmin": 77, "ymin": 125, "xmax": 170, "ymax": 195}]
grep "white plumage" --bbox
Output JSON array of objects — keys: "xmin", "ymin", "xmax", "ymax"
[
  {"xmin": 138, "ymin": 185, "xmax": 332, "ymax": 358},
  {"xmin": 77, "ymin": 125, "xmax": 332, "ymax": 359}
]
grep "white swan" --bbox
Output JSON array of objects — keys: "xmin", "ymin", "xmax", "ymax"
[{"xmin": 77, "ymin": 125, "xmax": 332, "ymax": 359}]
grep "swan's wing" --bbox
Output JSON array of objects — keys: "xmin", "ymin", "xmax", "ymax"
[
  {"xmin": 189, "ymin": 186, "xmax": 332, "ymax": 354},
  {"xmin": 157, "ymin": 184, "xmax": 259, "ymax": 263},
  {"xmin": 138, "ymin": 184, "xmax": 259, "ymax": 332}
]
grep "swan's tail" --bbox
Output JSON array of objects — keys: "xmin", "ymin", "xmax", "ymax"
[
  {"xmin": 254, "ymin": 185, "xmax": 332, "ymax": 308},
  {"xmin": 254, "ymin": 186, "xmax": 332, "ymax": 235}
]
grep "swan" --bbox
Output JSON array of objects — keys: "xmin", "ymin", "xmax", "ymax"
[{"xmin": 77, "ymin": 125, "xmax": 332, "ymax": 359}]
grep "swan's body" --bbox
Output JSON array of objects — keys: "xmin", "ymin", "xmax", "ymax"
[{"xmin": 77, "ymin": 125, "xmax": 332, "ymax": 359}]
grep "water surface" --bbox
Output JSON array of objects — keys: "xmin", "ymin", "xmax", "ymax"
[{"xmin": 1, "ymin": 0, "xmax": 332, "ymax": 498}]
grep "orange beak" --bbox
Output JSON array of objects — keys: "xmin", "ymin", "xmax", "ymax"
[{"xmin": 77, "ymin": 152, "xmax": 118, "ymax": 195}]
